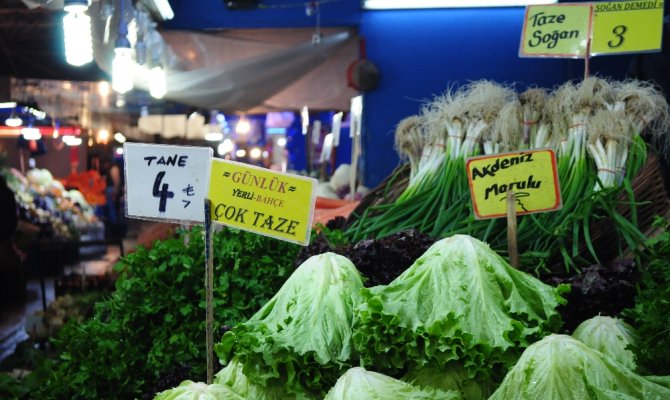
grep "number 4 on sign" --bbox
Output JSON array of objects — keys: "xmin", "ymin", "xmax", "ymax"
[{"xmin": 152, "ymin": 171, "xmax": 174, "ymax": 213}]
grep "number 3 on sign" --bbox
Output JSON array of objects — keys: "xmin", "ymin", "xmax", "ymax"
[{"xmin": 608, "ymin": 25, "xmax": 626, "ymax": 48}]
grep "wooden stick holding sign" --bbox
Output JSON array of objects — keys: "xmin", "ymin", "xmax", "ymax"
[
  {"xmin": 204, "ymin": 199, "xmax": 214, "ymax": 384},
  {"xmin": 506, "ymin": 191, "xmax": 519, "ymax": 268}
]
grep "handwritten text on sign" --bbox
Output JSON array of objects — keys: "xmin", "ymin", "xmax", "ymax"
[
  {"xmin": 592, "ymin": 0, "xmax": 664, "ymax": 55},
  {"xmin": 520, "ymin": 4, "xmax": 592, "ymax": 58},
  {"xmin": 208, "ymin": 159, "xmax": 317, "ymax": 246},
  {"xmin": 125, "ymin": 143, "xmax": 212, "ymax": 223},
  {"xmin": 466, "ymin": 149, "xmax": 562, "ymax": 220}
]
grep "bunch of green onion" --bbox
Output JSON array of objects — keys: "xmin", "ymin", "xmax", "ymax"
[{"xmin": 346, "ymin": 78, "xmax": 669, "ymax": 273}]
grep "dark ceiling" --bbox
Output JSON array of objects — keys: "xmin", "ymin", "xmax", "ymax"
[{"xmin": 0, "ymin": 0, "xmax": 108, "ymax": 81}]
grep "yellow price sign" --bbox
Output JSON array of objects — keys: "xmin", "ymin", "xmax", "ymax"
[
  {"xmin": 520, "ymin": 4, "xmax": 593, "ymax": 58},
  {"xmin": 208, "ymin": 159, "xmax": 317, "ymax": 246},
  {"xmin": 466, "ymin": 149, "xmax": 562, "ymax": 220},
  {"xmin": 591, "ymin": 0, "xmax": 664, "ymax": 55}
]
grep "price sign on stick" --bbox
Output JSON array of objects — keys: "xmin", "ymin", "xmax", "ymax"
[
  {"xmin": 466, "ymin": 149, "xmax": 562, "ymax": 220},
  {"xmin": 208, "ymin": 159, "xmax": 317, "ymax": 246},
  {"xmin": 519, "ymin": 3, "xmax": 593, "ymax": 58},
  {"xmin": 591, "ymin": 0, "xmax": 664, "ymax": 55},
  {"xmin": 124, "ymin": 143, "xmax": 212, "ymax": 223}
]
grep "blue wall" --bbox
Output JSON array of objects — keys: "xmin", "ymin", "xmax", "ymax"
[{"xmin": 359, "ymin": 8, "xmax": 632, "ymax": 187}]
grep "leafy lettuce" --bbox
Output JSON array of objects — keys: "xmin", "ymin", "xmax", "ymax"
[
  {"xmin": 324, "ymin": 367, "xmax": 459, "ymax": 400},
  {"xmin": 214, "ymin": 358, "xmax": 314, "ymax": 400},
  {"xmin": 572, "ymin": 315, "xmax": 637, "ymax": 370},
  {"xmin": 153, "ymin": 381, "xmax": 244, "ymax": 400},
  {"xmin": 489, "ymin": 334, "xmax": 670, "ymax": 400},
  {"xmin": 353, "ymin": 234, "xmax": 567, "ymax": 379},
  {"xmin": 215, "ymin": 252, "xmax": 364, "ymax": 395},
  {"xmin": 402, "ymin": 363, "xmax": 493, "ymax": 400}
]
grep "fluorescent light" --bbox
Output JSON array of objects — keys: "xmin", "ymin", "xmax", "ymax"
[
  {"xmin": 5, "ymin": 112, "xmax": 22, "ymax": 127},
  {"xmin": 114, "ymin": 132, "xmax": 127, "ymax": 143},
  {"xmin": 149, "ymin": 66, "xmax": 167, "ymax": 99},
  {"xmin": 63, "ymin": 6, "xmax": 93, "ymax": 66},
  {"xmin": 205, "ymin": 132, "xmax": 224, "ymax": 141},
  {"xmin": 112, "ymin": 47, "xmax": 134, "ymax": 93},
  {"xmin": 21, "ymin": 127, "xmax": 42, "ymax": 140},
  {"xmin": 63, "ymin": 135, "xmax": 82, "ymax": 146},
  {"xmin": 363, "ymin": 0, "xmax": 556, "ymax": 9},
  {"xmin": 266, "ymin": 127, "xmax": 287, "ymax": 135},
  {"xmin": 0, "ymin": 102, "xmax": 17, "ymax": 108}
]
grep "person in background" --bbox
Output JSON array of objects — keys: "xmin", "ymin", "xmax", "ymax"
[{"xmin": 0, "ymin": 175, "xmax": 24, "ymax": 301}]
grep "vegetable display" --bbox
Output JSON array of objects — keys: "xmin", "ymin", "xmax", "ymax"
[
  {"xmin": 402, "ymin": 363, "xmax": 493, "ymax": 400},
  {"xmin": 346, "ymin": 78, "xmax": 670, "ymax": 274},
  {"xmin": 488, "ymin": 334, "xmax": 670, "ymax": 400},
  {"xmin": 216, "ymin": 252, "xmax": 364, "ymax": 396},
  {"xmin": 323, "ymin": 367, "xmax": 459, "ymax": 400},
  {"xmin": 353, "ymin": 234, "xmax": 568, "ymax": 379}
]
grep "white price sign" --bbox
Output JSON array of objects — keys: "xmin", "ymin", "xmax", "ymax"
[{"xmin": 124, "ymin": 143, "xmax": 212, "ymax": 223}]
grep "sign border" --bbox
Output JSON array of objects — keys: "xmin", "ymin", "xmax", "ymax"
[
  {"xmin": 466, "ymin": 148, "xmax": 563, "ymax": 220},
  {"xmin": 207, "ymin": 158, "xmax": 318, "ymax": 246}
]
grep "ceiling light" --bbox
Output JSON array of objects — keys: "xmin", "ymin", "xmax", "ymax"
[
  {"xmin": 112, "ymin": 4, "xmax": 134, "ymax": 94},
  {"xmin": 149, "ymin": 65, "xmax": 167, "ymax": 99},
  {"xmin": 98, "ymin": 81, "xmax": 111, "ymax": 96},
  {"xmin": 21, "ymin": 127, "xmax": 42, "ymax": 140},
  {"xmin": 5, "ymin": 109, "xmax": 22, "ymax": 127},
  {"xmin": 277, "ymin": 137, "xmax": 287, "ymax": 147},
  {"xmin": 249, "ymin": 147, "xmax": 262, "ymax": 159},
  {"xmin": 205, "ymin": 132, "xmax": 224, "ymax": 141},
  {"xmin": 363, "ymin": 0, "xmax": 556, "ymax": 9},
  {"xmin": 114, "ymin": 132, "xmax": 127, "ymax": 143},
  {"xmin": 97, "ymin": 129, "xmax": 110, "ymax": 144},
  {"xmin": 115, "ymin": 147, "xmax": 124, "ymax": 155},
  {"xmin": 0, "ymin": 102, "xmax": 17, "ymax": 108},
  {"xmin": 236, "ymin": 117, "xmax": 251, "ymax": 135},
  {"xmin": 63, "ymin": 0, "xmax": 93, "ymax": 66},
  {"xmin": 235, "ymin": 149, "xmax": 247, "ymax": 158},
  {"xmin": 66, "ymin": 137, "xmax": 83, "ymax": 146},
  {"xmin": 217, "ymin": 139, "xmax": 235, "ymax": 155}
]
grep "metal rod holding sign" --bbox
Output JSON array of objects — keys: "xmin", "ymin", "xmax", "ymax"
[
  {"xmin": 204, "ymin": 199, "xmax": 214, "ymax": 384},
  {"xmin": 506, "ymin": 191, "xmax": 519, "ymax": 268}
]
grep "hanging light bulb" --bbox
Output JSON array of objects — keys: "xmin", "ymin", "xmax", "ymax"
[
  {"xmin": 63, "ymin": 0, "xmax": 93, "ymax": 66},
  {"xmin": 149, "ymin": 65, "xmax": 167, "ymax": 99},
  {"xmin": 5, "ymin": 106, "xmax": 22, "ymax": 127},
  {"xmin": 112, "ymin": 2, "xmax": 134, "ymax": 94}
]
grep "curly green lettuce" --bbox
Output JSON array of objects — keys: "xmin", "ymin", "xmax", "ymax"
[
  {"xmin": 153, "ymin": 380, "xmax": 243, "ymax": 400},
  {"xmin": 353, "ymin": 234, "xmax": 568, "ymax": 379},
  {"xmin": 572, "ymin": 315, "xmax": 638, "ymax": 370},
  {"xmin": 402, "ymin": 362, "xmax": 494, "ymax": 400},
  {"xmin": 489, "ymin": 334, "xmax": 670, "ymax": 400},
  {"xmin": 324, "ymin": 367, "xmax": 459, "ymax": 400},
  {"xmin": 215, "ymin": 252, "xmax": 364, "ymax": 396}
]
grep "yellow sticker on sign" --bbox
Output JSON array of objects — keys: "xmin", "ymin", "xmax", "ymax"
[
  {"xmin": 520, "ymin": 4, "xmax": 593, "ymax": 58},
  {"xmin": 466, "ymin": 149, "xmax": 562, "ymax": 220},
  {"xmin": 208, "ymin": 159, "xmax": 317, "ymax": 246},
  {"xmin": 591, "ymin": 0, "xmax": 664, "ymax": 55}
]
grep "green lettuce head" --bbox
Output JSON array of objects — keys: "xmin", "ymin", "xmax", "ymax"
[
  {"xmin": 572, "ymin": 315, "xmax": 637, "ymax": 370},
  {"xmin": 215, "ymin": 252, "xmax": 364, "ymax": 396},
  {"xmin": 324, "ymin": 367, "xmax": 459, "ymax": 400},
  {"xmin": 489, "ymin": 334, "xmax": 670, "ymax": 400},
  {"xmin": 153, "ymin": 380, "xmax": 243, "ymax": 400},
  {"xmin": 353, "ymin": 234, "xmax": 568, "ymax": 379}
]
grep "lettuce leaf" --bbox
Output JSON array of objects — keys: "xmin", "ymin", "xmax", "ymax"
[
  {"xmin": 153, "ymin": 380, "xmax": 244, "ymax": 400},
  {"xmin": 214, "ymin": 358, "xmax": 315, "ymax": 400},
  {"xmin": 572, "ymin": 315, "xmax": 637, "ymax": 370},
  {"xmin": 489, "ymin": 334, "xmax": 670, "ymax": 400},
  {"xmin": 324, "ymin": 367, "xmax": 460, "ymax": 400},
  {"xmin": 215, "ymin": 252, "xmax": 364, "ymax": 395},
  {"xmin": 402, "ymin": 363, "xmax": 494, "ymax": 400},
  {"xmin": 353, "ymin": 234, "xmax": 567, "ymax": 379}
]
